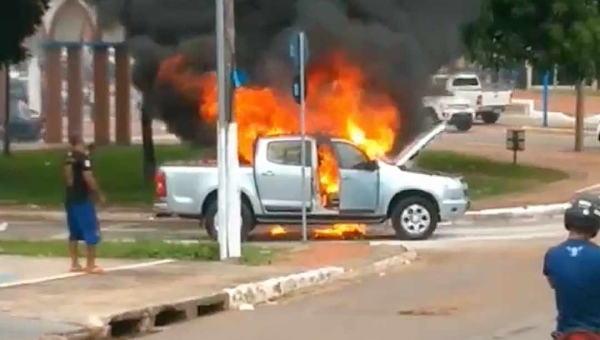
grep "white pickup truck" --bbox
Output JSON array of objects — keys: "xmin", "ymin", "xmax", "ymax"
[
  {"xmin": 422, "ymin": 91, "xmax": 475, "ymax": 132},
  {"xmin": 154, "ymin": 123, "xmax": 470, "ymax": 241},
  {"xmin": 432, "ymin": 73, "xmax": 513, "ymax": 124}
]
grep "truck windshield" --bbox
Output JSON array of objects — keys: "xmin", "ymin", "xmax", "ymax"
[{"xmin": 452, "ymin": 77, "xmax": 479, "ymax": 86}]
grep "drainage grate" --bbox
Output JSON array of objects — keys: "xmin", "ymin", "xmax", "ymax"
[
  {"xmin": 154, "ymin": 309, "xmax": 187, "ymax": 327},
  {"xmin": 109, "ymin": 318, "xmax": 142, "ymax": 338},
  {"xmin": 197, "ymin": 301, "xmax": 225, "ymax": 317}
]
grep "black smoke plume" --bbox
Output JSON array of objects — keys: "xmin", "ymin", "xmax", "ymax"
[{"xmin": 94, "ymin": 0, "xmax": 482, "ymax": 153}]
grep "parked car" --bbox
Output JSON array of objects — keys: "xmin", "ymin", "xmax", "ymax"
[
  {"xmin": 422, "ymin": 91, "xmax": 475, "ymax": 131},
  {"xmin": 432, "ymin": 73, "xmax": 513, "ymax": 124},
  {"xmin": 0, "ymin": 99, "xmax": 45, "ymax": 142},
  {"xmin": 154, "ymin": 123, "xmax": 470, "ymax": 241}
]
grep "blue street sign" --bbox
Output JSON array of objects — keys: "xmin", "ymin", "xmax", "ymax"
[
  {"xmin": 232, "ymin": 69, "xmax": 248, "ymax": 88},
  {"xmin": 288, "ymin": 31, "xmax": 310, "ymax": 71},
  {"xmin": 291, "ymin": 74, "xmax": 307, "ymax": 104}
]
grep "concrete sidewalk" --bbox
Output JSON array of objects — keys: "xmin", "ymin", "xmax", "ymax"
[{"xmin": 0, "ymin": 243, "xmax": 410, "ymax": 339}]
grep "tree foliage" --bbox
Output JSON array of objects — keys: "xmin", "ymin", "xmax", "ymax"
[
  {"xmin": 0, "ymin": 0, "xmax": 50, "ymax": 64},
  {"xmin": 462, "ymin": 0, "xmax": 600, "ymax": 81}
]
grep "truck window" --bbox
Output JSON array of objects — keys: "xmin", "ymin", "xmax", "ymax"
[
  {"xmin": 452, "ymin": 77, "xmax": 479, "ymax": 87},
  {"xmin": 333, "ymin": 142, "xmax": 370, "ymax": 169},
  {"xmin": 266, "ymin": 141, "xmax": 312, "ymax": 166}
]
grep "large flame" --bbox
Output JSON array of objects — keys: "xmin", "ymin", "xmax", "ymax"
[
  {"xmin": 158, "ymin": 52, "xmax": 399, "ymax": 238},
  {"xmin": 158, "ymin": 53, "xmax": 399, "ymax": 163}
]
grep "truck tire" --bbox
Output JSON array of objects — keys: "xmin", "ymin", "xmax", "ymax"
[
  {"xmin": 203, "ymin": 199, "xmax": 254, "ymax": 242},
  {"xmin": 390, "ymin": 196, "xmax": 438, "ymax": 240},
  {"xmin": 480, "ymin": 111, "xmax": 500, "ymax": 124},
  {"xmin": 453, "ymin": 116, "xmax": 473, "ymax": 132}
]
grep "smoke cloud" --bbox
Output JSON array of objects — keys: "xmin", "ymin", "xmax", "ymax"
[{"xmin": 95, "ymin": 0, "xmax": 482, "ymax": 153}]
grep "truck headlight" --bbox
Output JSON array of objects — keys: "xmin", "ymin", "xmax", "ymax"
[{"xmin": 445, "ymin": 187, "xmax": 465, "ymax": 200}]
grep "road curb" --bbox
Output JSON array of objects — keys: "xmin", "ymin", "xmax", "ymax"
[
  {"xmin": 463, "ymin": 203, "xmax": 569, "ymax": 222},
  {"xmin": 39, "ymin": 250, "xmax": 415, "ymax": 340}
]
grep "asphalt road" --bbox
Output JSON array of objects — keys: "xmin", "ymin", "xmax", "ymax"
[
  {"xmin": 142, "ymin": 236, "xmax": 558, "ymax": 340},
  {"xmin": 0, "ymin": 217, "xmax": 569, "ymax": 340},
  {"xmin": 0, "ymin": 216, "xmax": 567, "ymax": 244},
  {"xmin": 0, "ymin": 313, "xmax": 78, "ymax": 340}
]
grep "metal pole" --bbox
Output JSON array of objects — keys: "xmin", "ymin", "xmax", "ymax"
[
  {"xmin": 215, "ymin": 0, "xmax": 229, "ymax": 260},
  {"xmin": 299, "ymin": 32, "xmax": 308, "ymax": 242},
  {"xmin": 542, "ymin": 71, "xmax": 549, "ymax": 127},
  {"xmin": 223, "ymin": 0, "xmax": 241, "ymax": 258},
  {"xmin": 3, "ymin": 62, "xmax": 10, "ymax": 156}
]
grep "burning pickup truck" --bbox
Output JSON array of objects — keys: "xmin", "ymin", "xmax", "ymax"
[{"xmin": 155, "ymin": 123, "xmax": 469, "ymax": 241}]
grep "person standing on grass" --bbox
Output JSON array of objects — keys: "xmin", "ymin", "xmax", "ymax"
[{"xmin": 63, "ymin": 135, "xmax": 105, "ymax": 274}]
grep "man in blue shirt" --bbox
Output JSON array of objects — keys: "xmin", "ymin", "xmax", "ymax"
[{"xmin": 544, "ymin": 194, "xmax": 600, "ymax": 340}]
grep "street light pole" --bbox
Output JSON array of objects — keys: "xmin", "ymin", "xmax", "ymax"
[
  {"xmin": 216, "ymin": 0, "xmax": 241, "ymax": 259},
  {"xmin": 3, "ymin": 62, "xmax": 10, "ymax": 156}
]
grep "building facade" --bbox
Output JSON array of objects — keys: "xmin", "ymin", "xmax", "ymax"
[{"xmin": 0, "ymin": 0, "xmax": 133, "ymax": 145}]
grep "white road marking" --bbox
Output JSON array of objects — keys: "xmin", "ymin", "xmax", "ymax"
[
  {"xmin": 49, "ymin": 223, "xmax": 135, "ymax": 240},
  {"xmin": 0, "ymin": 259, "xmax": 175, "ymax": 289},
  {"xmin": 372, "ymin": 231, "xmax": 564, "ymax": 247},
  {"xmin": 440, "ymin": 224, "xmax": 562, "ymax": 235},
  {"xmin": 370, "ymin": 223, "xmax": 566, "ymax": 249},
  {"xmin": 576, "ymin": 183, "xmax": 600, "ymax": 193}
]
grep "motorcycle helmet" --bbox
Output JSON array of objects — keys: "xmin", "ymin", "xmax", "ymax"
[{"xmin": 564, "ymin": 193, "xmax": 600, "ymax": 237}]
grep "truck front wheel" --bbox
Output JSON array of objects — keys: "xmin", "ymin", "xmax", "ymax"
[
  {"xmin": 203, "ymin": 200, "xmax": 255, "ymax": 242},
  {"xmin": 480, "ymin": 111, "xmax": 500, "ymax": 124},
  {"xmin": 390, "ymin": 196, "xmax": 438, "ymax": 240}
]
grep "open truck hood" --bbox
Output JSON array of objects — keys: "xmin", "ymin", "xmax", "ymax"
[{"xmin": 393, "ymin": 122, "xmax": 447, "ymax": 167}]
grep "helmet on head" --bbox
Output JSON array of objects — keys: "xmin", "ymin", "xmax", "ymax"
[{"xmin": 564, "ymin": 193, "xmax": 600, "ymax": 237}]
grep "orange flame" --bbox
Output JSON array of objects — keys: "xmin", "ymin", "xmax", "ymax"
[
  {"xmin": 159, "ymin": 52, "xmax": 398, "ymax": 229},
  {"xmin": 313, "ymin": 224, "xmax": 367, "ymax": 238},
  {"xmin": 269, "ymin": 226, "xmax": 287, "ymax": 236},
  {"xmin": 317, "ymin": 143, "xmax": 340, "ymax": 207},
  {"xmin": 268, "ymin": 224, "xmax": 367, "ymax": 238},
  {"xmin": 158, "ymin": 52, "xmax": 399, "ymax": 165}
]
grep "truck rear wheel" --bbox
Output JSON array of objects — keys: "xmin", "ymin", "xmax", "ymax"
[
  {"xmin": 480, "ymin": 111, "xmax": 500, "ymax": 124},
  {"xmin": 453, "ymin": 115, "xmax": 473, "ymax": 131},
  {"xmin": 203, "ymin": 199, "xmax": 255, "ymax": 242},
  {"xmin": 390, "ymin": 196, "xmax": 438, "ymax": 240}
]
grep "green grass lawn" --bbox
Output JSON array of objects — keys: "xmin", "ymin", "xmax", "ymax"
[
  {"xmin": 416, "ymin": 150, "xmax": 568, "ymax": 200},
  {"xmin": 0, "ymin": 145, "xmax": 211, "ymax": 207},
  {"xmin": 0, "ymin": 145, "xmax": 567, "ymax": 207},
  {"xmin": 0, "ymin": 240, "xmax": 277, "ymax": 265}
]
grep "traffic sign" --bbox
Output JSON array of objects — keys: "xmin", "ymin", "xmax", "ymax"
[
  {"xmin": 291, "ymin": 74, "xmax": 308, "ymax": 104},
  {"xmin": 231, "ymin": 69, "xmax": 248, "ymax": 88},
  {"xmin": 288, "ymin": 31, "xmax": 310, "ymax": 70}
]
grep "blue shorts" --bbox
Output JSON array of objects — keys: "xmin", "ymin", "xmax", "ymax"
[{"xmin": 65, "ymin": 201, "xmax": 100, "ymax": 246}]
